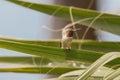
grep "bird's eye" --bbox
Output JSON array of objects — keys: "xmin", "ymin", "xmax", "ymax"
[{"xmin": 67, "ymin": 31, "xmax": 74, "ymax": 37}]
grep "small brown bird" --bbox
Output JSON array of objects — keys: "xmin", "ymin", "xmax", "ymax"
[
  {"xmin": 61, "ymin": 26, "xmax": 74, "ymax": 50},
  {"xmin": 61, "ymin": 24, "xmax": 80, "ymax": 50}
]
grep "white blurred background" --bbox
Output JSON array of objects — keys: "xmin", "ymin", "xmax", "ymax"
[{"xmin": 97, "ymin": 0, "xmax": 120, "ymax": 41}]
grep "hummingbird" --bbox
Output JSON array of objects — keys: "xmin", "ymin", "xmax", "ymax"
[
  {"xmin": 61, "ymin": 24, "xmax": 80, "ymax": 50},
  {"xmin": 61, "ymin": 26, "xmax": 73, "ymax": 50}
]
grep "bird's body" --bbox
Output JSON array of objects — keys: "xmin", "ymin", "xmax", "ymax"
[{"xmin": 61, "ymin": 26, "xmax": 74, "ymax": 49}]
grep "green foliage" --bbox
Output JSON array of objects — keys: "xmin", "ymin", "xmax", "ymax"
[
  {"xmin": 0, "ymin": 0, "xmax": 120, "ymax": 80},
  {"xmin": 8, "ymin": 0, "xmax": 120, "ymax": 35},
  {"xmin": 0, "ymin": 67, "xmax": 82, "ymax": 75},
  {"xmin": 0, "ymin": 39, "xmax": 103, "ymax": 64},
  {"xmin": 76, "ymin": 52, "xmax": 120, "ymax": 80},
  {"xmin": 1, "ymin": 37, "xmax": 120, "ymax": 52},
  {"xmin": 0, "ymin": 56, "xmax": 84, "ymax": 74}
]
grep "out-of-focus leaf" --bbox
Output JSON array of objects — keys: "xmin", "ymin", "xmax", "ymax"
[
  {"xmin": 59, "ymin": 67, "xmax": 113, "ymax": 78},
  {"xmin": 0, "ymin": 39, "xmax": 103, "ymax": 62},
  {"xmin": 8, "ymin": 0, "xmax": 120, "ymax": 35},
  {"xmin": 0, "ymin": 56, "xmax": 50, "ymax": 65},
  {"xmin": 1, "ymin": 37, "xmax": 120, "ymax": 53},
  {"xmin": 0, "ymin": 56, "xmax": 84, "ymax": 74},
  {"xmin": 76, "ymin": 52, "xmax": 120, "ymax": 80},
  {"xmin": 104, "ymin": 68, "xmax": 120, "ymax": 80},
  {"xmin": 0, "ymin": 67, "xmax": 82, "ymax": 75},
  {"xmin": 0, "ymin": 40, "xmax": 120, "ymax": 68}
]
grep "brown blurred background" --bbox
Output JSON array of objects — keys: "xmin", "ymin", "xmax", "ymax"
[{"xmin": 52, "ymin": 0, "xmax": 97, "ymax": 40}]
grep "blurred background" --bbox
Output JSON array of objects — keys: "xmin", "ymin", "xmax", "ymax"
[{"xmin": 0, "ymin": 0, "xmax": 120, "ymax": 80}]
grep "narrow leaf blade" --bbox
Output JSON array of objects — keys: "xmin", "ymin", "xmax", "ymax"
[
  {"xmin": 8, "ymin": 0, "xmax": 120, "ymax": 35},
  {"xmin": 0, "ymin": 67, "xmax": 81, "ymax": 75},
  {"xmin": 1, "ymin": 37, "xmax": 120, "ymax": 53},
  {"xmin": 0, "ymin": 40, "xmax": 120, "ymax": 67}
]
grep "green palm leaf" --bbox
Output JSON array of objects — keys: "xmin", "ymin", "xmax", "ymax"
[
  {"xmin": 0, "ymin": 67, "xmax": 81, "ymax": 75},
  {"xmin": 0, "ymin": 40, "xmax": 120, "ymax": 68},
  {"xmin": 0, "ymin": 56, "xmax": 84, "ymax": 74},
  {"xmin": 1, "ymin": 37, "xmax": 120, "ymax": 52},
  {"xmin": 0, "ymin": 56, "xmax": 49, "ymax": 65},
  {"xmin": 0, "ymin": 39, "xmax": 102, "ymax": 62},
  {"xmin": 8, "ymin": 0, "xmax": 120, "ymax": 35}
]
